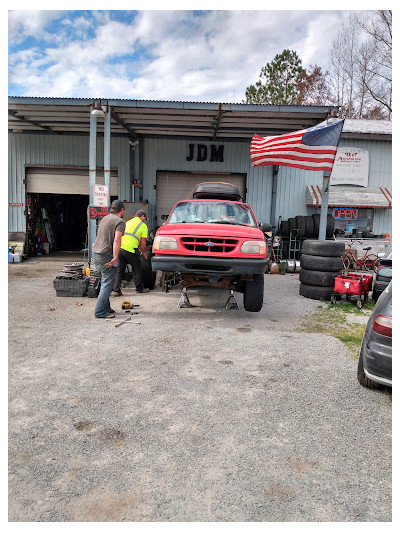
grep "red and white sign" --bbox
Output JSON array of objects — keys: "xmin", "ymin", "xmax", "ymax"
[
  {"xmin": 330, "ymin": 147, "xmax": 369, "ymax": 187},
  {"xmin": 9, "ymin": 203, "xmax": 24, "ymax": 207},
  {"xmin": 93, "ymin": 184, "xmax": 109, "ymax": 207}
]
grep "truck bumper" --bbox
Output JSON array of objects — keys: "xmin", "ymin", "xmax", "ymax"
[{"xmin": 151, "ymin": 255, "xmax": 267, "ymax": 276}]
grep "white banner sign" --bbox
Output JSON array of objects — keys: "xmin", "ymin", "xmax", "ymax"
[
  {"xmin": 93, "ymin": 184, "xmax": 110, "ymax": 207},
  {"xmin": 330, "ymin": 147, "xmax": 369, "ymax": 187}
]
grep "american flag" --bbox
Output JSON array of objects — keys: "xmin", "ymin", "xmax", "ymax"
[{"xmin": 250, "ymin": 119, "xmax": 345, "ymax": 172}]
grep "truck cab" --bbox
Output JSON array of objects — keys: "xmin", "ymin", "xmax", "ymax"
[{"xmin": 151, "ymin": 182, "xmax": 271, "ymax": 312}]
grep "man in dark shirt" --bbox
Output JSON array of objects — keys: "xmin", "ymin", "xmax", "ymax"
[{"xmin": 92, "ymin": 200, "xmax": 126, "ymax": 318}]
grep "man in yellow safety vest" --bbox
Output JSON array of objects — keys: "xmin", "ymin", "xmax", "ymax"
[{"xmin": 112, "ymin": 209, "xmax": 150, "ymax": 296}]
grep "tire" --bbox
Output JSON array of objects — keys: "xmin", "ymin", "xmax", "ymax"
[
  {"xmin": 299, "ymin": 283, "xmax": 332, "ymax": 301},
  {"xmin": 326, "ymin": 214, "xmax": 335, "ymax": 239},
  {"xmin": 299, "ymin": 269, "xmax": 338, "ymax": 287},
  {"xmin": 280, "ymin": 220, "xmax": 290, "ymax": 238},
  {"xmin": 295, "ymin": 216, "xmax": 306, "ymax": 237},
  {"xmin": 243, "ymin": 274, "xmax": 264, "ymax": 312},
  {"xmin": 304, "ymin": 216, "xmax": 314, "ymax": 238},
  {"xmin": 288, "ymin": 217, "xmax": 297, "ymax": 232},
  {"xmin": 300, "ymin": 253, "xmax": 343, "ymax": 272},
  {"xmin": 357, "ymin": 347, "xmax": 383, "ymax": 389},
  {"xmin": 301, "ymin": 239, "xmax": 346, "ymax": 257},
  {"xmin": 312, "ymin": 213, "xmax": 334, "ymax": 239},
  {"xmin": 282, "ymin": 242, "xmax": 289, "ymax": 259},
  {"xmin": 312, "ymin": 214, "xmax": 320, "ymax": 238}
]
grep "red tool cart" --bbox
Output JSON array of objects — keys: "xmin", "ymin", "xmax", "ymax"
[{"xmin": 330, "ymin": 272, "xmax": 374, "ymax": 309}]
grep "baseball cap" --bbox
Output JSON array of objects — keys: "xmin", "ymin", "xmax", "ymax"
[
  {"xmin": 135, "ymin": 209, "xmax": 147, "ymax": 218},
  {"xmin": 111, "ymin": 199, "xmax": 125, "ymax": 211}
]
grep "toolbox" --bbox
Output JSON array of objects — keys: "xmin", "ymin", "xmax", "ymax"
[
  {"xmin": 331, "ymin": 272, "xmax": 373, "ymax": 309},
  {"xmin": 53, "ymin": 278, "xmax": 89, "ymax": 297}
]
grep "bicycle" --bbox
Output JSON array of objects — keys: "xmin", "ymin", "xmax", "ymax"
[{"xmin": 342, "ymin": 240, "xmax": 380, "ymax": 272}]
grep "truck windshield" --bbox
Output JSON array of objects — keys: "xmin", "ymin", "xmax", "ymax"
[{"xmin": 167, "ymin": 201, "xmax": 257, "ymax": 227}]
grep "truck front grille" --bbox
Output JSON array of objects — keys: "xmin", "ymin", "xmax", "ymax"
[{"xmin": 181, "ymin": 236, "xmax": 238, "ymax": 253}]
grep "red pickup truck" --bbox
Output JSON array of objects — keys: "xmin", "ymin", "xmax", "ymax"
[{"xmin": 151, "ymin": 182, "xmax": 271, "ymax": 312}]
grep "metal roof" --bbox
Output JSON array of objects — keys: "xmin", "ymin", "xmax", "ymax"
[{"xmin": 8, "ymin": 96, "xmax": 338, "ymax": 141}]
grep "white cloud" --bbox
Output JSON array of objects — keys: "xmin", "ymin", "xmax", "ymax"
[{"xmin": 8, "ymin": 9, "xmax": 352, "ymax": 101}]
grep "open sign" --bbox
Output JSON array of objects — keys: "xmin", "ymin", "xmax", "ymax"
[{"xmin": 332, "ymin": 207, "xmax": 359, "ymax": 220}]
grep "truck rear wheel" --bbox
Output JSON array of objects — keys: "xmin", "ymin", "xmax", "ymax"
[{"xmin": 243, "ymin": 274, "xmax": 264, "ymax": 312}]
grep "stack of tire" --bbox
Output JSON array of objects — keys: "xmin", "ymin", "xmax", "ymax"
[
  {"xmin": 279, "ymin": 214, "xmax": 335, "ymax": 259},
  {"xmin": 299, "ymin": 239, "xmax": 346, "ymax": 300}
]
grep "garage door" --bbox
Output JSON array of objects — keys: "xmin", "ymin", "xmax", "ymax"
[
  {"xmin": 156, "ymin": 172, "xmax": 247, "ymax": 222},
  {"xmin": 26, "ymin": 167, "xmax": 119, "ymax": 196}
]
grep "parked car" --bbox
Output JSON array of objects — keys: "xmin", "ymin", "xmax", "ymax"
[
  {"xmin": 373, "ymin": 266, "xmax": 392, "ymax": 300},
  {"xmin": 357, "ymin": 281, "xmax": 392, "ymax": 389}
]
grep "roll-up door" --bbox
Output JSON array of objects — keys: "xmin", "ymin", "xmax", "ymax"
[
  {"xmin": 26, "ymin": 167, "xmax": 119, "ymax": 196},
  {"xmin": 156, "ymin": 171, "xmax": 247, "ymax": 223}
]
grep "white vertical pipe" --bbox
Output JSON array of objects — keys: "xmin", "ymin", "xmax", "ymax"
[
  {"xmin": 88, "ymin": 108, "xmax": 97, "ymax": 260},
  {"xmin": 104, "ymin": 106, "xmax": 111, "ymax": 200}
]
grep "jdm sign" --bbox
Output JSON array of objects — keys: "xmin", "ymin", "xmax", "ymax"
[
  {"xmin": 93, "ymin": 184, "xmax": 110, "ymax": 207},
  {"xmin": 330, "ymin": 148, "xmax": 369, "ymax": 187}
]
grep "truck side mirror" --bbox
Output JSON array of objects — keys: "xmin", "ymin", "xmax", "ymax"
[{"xmin": 260, "ymin": 222, "xmax": 272, "ymax": 233}]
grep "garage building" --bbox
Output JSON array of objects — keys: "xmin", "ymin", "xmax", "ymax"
[{"xmin": 8, "ymin": 97, "xmax": 392, "ymax": 256}]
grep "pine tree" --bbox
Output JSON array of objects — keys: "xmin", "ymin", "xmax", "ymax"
[{"xmin": 244, "ymin": 49, "xmax": 305, "ymax": 105}]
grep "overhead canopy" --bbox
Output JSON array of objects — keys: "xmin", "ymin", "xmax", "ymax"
[
  {"xmin": 306, "ymin": 186, "xmax": 392, "ymax": 209},
  {"xmin": 8, "ymin": 97, "xmax": 337, "ymax": 141}
]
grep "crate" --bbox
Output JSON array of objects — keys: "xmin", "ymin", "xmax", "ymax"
[{"xmin": 53, "ymin": 278, "xmax": 89, "ymax": 297}]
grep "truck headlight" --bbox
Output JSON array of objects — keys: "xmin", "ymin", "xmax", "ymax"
[
  {"xmin": 240, "ymin": 240, "xmax": 266, "ymax": 255},
  {"xmin": 153, "ymin": 235, "xmax": 178, "ymax": 250}
]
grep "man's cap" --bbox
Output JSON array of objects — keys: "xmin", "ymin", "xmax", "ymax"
[
  {"xmin": 111, "ymin": 199, "xmax": 125, "ymax": 211},
  {"xmin": 135, "ymin": 209, "xmax": 147, "ymax": 218}
]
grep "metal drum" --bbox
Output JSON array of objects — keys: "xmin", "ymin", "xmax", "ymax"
[{"xmin": 287, "ymin": 259, "xmax": 296, "ymax": 273}]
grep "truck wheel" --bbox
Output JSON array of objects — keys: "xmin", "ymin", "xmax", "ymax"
[{"xmin": 243, "ymin": 274, "xmax": 264, "ymax": 312}]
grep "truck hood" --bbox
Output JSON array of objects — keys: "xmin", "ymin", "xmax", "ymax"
[{"xmin": 157, "ymin": 223, "xmax": 265, "ymax": 240}]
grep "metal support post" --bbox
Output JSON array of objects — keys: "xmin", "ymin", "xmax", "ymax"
[
  {"xmin": 318, "ymin": 171, "xmax": 331, "ymax": 241},
  {"xmin": 104, "ymin": 106, "xmax": 111, "ymax": 194},
  {"xmin": 88, "ymin": 109, "xmax": 97, "ymax": 261}
]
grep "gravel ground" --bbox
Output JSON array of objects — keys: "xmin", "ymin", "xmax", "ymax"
[{"xmin": 8, "ymin": 253, "xmax": 392, "ymax": 522}]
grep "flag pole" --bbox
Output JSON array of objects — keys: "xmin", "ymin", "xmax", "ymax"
[{"xmin": 318, "ymin": 170, "xmax": 331, "ymax": 240}]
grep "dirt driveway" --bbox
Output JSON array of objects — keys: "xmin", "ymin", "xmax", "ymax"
[{"xmin": 8, "ymin": 253, "xmax": 391, "ymax": 522}]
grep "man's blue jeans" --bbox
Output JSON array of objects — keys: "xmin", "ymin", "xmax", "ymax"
[{"xmin": 93, "ymin": 253, "xmax": 117, "ymax": 318}]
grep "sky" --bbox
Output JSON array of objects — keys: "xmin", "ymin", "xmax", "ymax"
[{"xmin": 7, "ymin": 3, "xmax": 375, "ymax": 103}]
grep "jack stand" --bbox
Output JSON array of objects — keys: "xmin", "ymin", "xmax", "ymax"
[
  {"xmin": 178, "ymin": 287, "xmax": 193, "ymax": 308},
  {"xmin": 225, "ymin": 290, "xmax": 239, "ymax": 310}
]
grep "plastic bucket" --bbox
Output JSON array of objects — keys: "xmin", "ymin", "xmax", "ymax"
[{"xmin": 13, "ymin": 252, "xmax": 21, "ymax": 262}]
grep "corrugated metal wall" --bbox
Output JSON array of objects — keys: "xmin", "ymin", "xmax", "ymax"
[
  {"xmin": 142, "ymin": 138, "xmax": 273, "ymax": 227},
  {"xmin": 8, "ymin": 133, "xmax": 130, "ymax": 233},
  {"xmin": 9, "ymin": 132, "xmax": 391, "ymax": 238}
]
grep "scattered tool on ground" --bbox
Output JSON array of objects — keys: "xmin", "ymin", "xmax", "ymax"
[
  {"xmin": 121, "ymin": 301, "xmax": 139, "ymax": 309},
  {"xmin": 106, "ymin": 316, "xmax": 141, "ymax": 327}
]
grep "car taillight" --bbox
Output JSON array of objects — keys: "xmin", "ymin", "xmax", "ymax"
[{"xmin": 372, "ymin": 314, "xmax": 392, "ymax": 337}]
